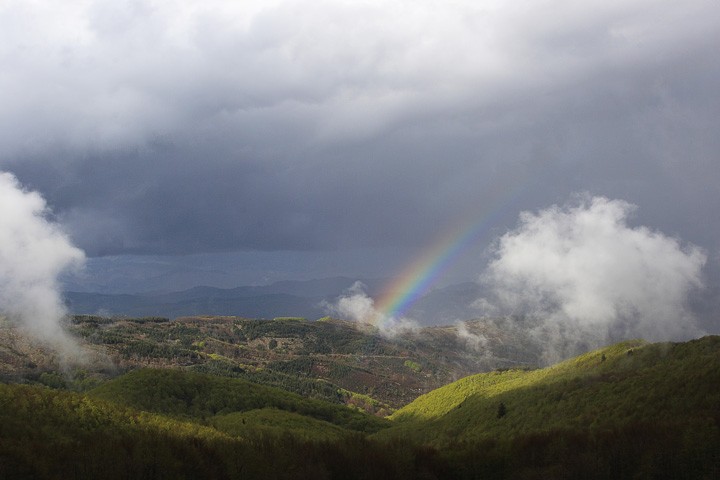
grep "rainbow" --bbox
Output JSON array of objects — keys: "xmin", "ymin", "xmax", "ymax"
[{"xmin": 372, "ymin": 192, "xmax": 527, "ymax": 327}]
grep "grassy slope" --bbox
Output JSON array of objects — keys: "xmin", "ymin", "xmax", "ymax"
[
  {"xmin": 0, "ymin": 381, "xmax": 441, "ymax": 480},
  {"xmin": 0, "ymin": 382, "xmax": 250, "ymax": 479},
  {"xmin": 379, "ymin": 336, "xmax": 720, "ymax": 447},
  {"xmin": 88, "ymin": 368, "xmax": 389, "ymax": 434},
  {"xmin": 0, "ymin": 367, "xmax": 410, "ymax": 479}
]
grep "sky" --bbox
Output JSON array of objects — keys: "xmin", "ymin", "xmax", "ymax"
[{"xmin": 1, "ymin": 0, "xmax": 719, "ymax": 304}]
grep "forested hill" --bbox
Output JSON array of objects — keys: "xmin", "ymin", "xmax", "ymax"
[
  {"xmin": 1, "ymin": 336, "xmax": 719, "ymax": 479},
  {"xmin": 1, "ymin": 314, "xmax": 542, "ymax": 411},
  {"xmin": 374, "ymin": 336, "xmax": 720, "ymax": 478}
]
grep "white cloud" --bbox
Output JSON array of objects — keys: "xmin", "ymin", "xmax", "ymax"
[
  {"xmin": 324, "ymin": 281, "xmax": 376, "ymax": 324},
  {"xmin": 0, "ymin": 172, "xmax": 85, "ymax": 354},
  {"xmin": 478, "ymin": 195, "xmax": 706, "ymax": 363},
  {"xmin": 321, "ymin": 281, "xmax": 418, "ymax": 337}
]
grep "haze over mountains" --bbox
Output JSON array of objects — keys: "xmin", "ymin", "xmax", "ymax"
[{"xmin": 64, "ymin": 277, "xmax": 481, "ymax": 326}]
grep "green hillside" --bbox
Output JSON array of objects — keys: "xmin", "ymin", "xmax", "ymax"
[
  {"xmin": 2, "ymin": 334, "xmax": 719, "ymax": 479},
  {"xmin": 375, "ymin": 336, "xmax": 720, "ymax": 479},
  {"xmin": 0, "ymin": 382, "xmax": 440, "ymax": 480},
  {"xmin": 383, "ymin": 337, "xmax": 720, "ymax": 444},
  {"xmin": 0, "ymin": 382, "xmax": 248, "ymax": 479},
  {"xmin": 89, "ymin": 368, "xmax": 389, "ymax": 434}
]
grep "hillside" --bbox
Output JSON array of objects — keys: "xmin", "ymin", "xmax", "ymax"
[
  {"xmin": 375, "ymin": 336, "xmax": 720, "ymax": 478},
  {"xmin": 88, "ymin": 368, "xmax": 389, "ymax": 434},
  {"xmin": 383, "ymin": 336, "xmax": 720, "ymax": 442},
  {"xmin": 0, "ymin": 315, "xmax": 541, "ymax": 412},
  {"xmin": 1, "ymin": 336, "xmax": 719, "ymax": 479},
  {"xmin": 0, "ymin": 381, "xmax": 438, "ymax": 480}
]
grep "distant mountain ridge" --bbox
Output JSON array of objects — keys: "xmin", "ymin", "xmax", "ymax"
[
  {"xmin": 64, "ymin": 277, "xmax": 482, "ymax": 325},
  {"xmin": 65, "ymin": 277, "xmax": 375, "ymax": 319}
]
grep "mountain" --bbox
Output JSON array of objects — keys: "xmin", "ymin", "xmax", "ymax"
[
  {"xmin": 66, "ymin": 291, "xmax": 327, "ymax": 319},
  {"xmin": 62, "ymin": 277, "xmax": 372, "ymax": 321},
  {"xmin": 63, "ymin": 277, "xmax": 477, "ymax": 325}
]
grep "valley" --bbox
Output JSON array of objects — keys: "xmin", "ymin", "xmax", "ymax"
[
  {"xmin": 1, "ymin": 314, "xmax": 719, "ymax": 478},
  {"xmin": 1, "ymin": 314, "xmax": 541, "ymax": 412}
]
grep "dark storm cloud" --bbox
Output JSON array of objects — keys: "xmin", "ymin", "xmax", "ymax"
[{"xmin": 1, "ymin": 0, "xmax": 719, "ymax": 260}]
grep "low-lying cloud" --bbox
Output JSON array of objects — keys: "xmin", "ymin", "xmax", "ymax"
[
  {"xmin": 455, "ymin": 320, "xmax": 490, "ymax": 354},
  {"xmin": 477, "ymin": 195, "xmax": 706, "ymax": 363},
  {"xmin": 321, "ymin": 281, "xmax": 418, "ymax": 337},
  {"xmin": 0, "ymin": 171, "xmax": 85, "ymax": 355}
]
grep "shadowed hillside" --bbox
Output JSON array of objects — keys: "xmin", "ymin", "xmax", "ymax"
[{"xmin": 0, "ymin": 381, "xmax": 440, "ymax": 480}]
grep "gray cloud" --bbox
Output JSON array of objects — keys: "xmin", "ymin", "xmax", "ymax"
[{"xmin": 0, "ymin": 0, "xmax": 718, "ymax": 297}]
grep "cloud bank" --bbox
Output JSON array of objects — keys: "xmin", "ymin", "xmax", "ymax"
[
  {"xmin": 0, "ymin": 172, "xmax": 85, "ymax": 354},
  {"xmin": 478, "ymin": 195, "xmax": 706, "ymax": 363}
]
